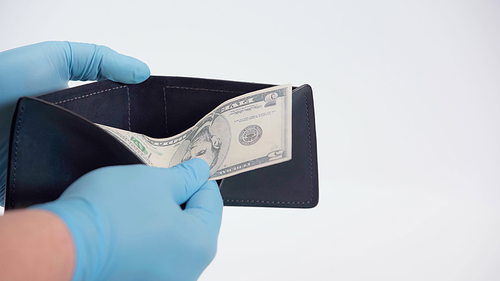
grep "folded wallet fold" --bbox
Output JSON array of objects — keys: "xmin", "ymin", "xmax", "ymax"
[{"xmin": 5, "ymin": 76, "xmax": 318, "ymax": 209}]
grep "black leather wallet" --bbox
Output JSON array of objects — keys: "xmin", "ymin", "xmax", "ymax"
[{"xmin": 5, "ymin": 76, "xmax": 318, "ymax": 209}]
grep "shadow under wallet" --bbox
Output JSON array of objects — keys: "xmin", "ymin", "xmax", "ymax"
[{"xmin": 6, "ymin": 76, "xmax": 318, "ymax": 209}]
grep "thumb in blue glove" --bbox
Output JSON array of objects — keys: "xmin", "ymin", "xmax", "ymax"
[
  {"xmin": 33, "ymin": 158, "xmax": 223, "ymax": 281},
  {"xmin": 0, "ymin": 41, "xmax": 150, "ymax": 104},
  {"xmin": 0, "ymin": 41, "xmax": 151, "ymax": 206}
]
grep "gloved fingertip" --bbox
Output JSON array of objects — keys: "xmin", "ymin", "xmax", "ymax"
[
  {"xmin": 117, "ymin": 55, "xmax": 150, "ymax": 83},
  {"xmin": 131, "ymin": 60, "xmax": 150, "ymax": 83},
  {"xmin": 204, "ymin": 180, "xmax": 220, "ymax": 191},
  {"xmin": 101, "ymin": 53, "xmax": 151, "ymax": 84},
  {"xmin": 168, "ymin": 159, "xmax": 211, "ymax": 205},
  {"xmin": 178, "ymin": 158, "xmax": 211, "ymax": 180},
  {"xmin": 66, "ymin": 42, "xmax": 150, "ymax": 84}
]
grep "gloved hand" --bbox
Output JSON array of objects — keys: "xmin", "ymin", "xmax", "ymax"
[
  {"xmin": 0, "ymin": 41, "xmax": 150, "ymax": 206},
  {"xmin": 33, "ymin": 158, "xmax": 223, "ymax": 281}
]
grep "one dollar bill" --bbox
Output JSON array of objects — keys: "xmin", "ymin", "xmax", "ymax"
[{"xmin": 97, "ymin": 84, "xmax": 292, "ymax": 180}]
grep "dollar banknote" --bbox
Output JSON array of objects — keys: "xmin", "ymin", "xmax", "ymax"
[{"xmin": 97, "ymin": 84, "xmax": 292, "ymax": 180}]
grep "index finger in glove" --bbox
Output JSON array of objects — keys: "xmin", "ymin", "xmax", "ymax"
[
  {"xmin": 184, "ymin": 180, "xmax": 223, "ymax": 230},
  {"xmin": 166, "ymin": 158, "xmax": 212, "ymax": 205}
]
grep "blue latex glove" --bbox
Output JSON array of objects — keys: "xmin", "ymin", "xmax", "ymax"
[
  {"xmin": 0, "ymin": 42, "xmax": 223, "ymax": 279},
  {"xmin": 0, "ymin": 41, "xmax": 150, "ymax": 206},
  {"xmin": 34, "ymin": 159, "xmax": 223, "ymax": 281}
]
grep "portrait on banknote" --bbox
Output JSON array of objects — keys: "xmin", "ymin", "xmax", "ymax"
[{"xmin": 169, "ymin": 113, "xmax": 231, "ymax": 176}]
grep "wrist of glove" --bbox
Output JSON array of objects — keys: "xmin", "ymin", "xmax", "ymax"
[{"xmin": 32, "ymin": 159, "xmax": 223, "ymax": 281}]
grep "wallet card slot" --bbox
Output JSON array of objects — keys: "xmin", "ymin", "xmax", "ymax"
[{"xmin": 39, "ymin": 84, "xmax": 132, "ymax": 131}]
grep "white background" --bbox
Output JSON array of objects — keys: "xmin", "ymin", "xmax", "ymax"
[{"xmin": 1, "ymin": 1, "xmax": 499, "ymax": 280}]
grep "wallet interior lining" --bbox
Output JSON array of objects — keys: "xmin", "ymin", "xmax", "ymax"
[{"xmin": 162, "ymin": 85, "xmax": 245, "ymax": 137}]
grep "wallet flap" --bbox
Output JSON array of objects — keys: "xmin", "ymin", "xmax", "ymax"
[{"xmin": 6, "ymin": 97, "xmax": 143, "ymax": 209}]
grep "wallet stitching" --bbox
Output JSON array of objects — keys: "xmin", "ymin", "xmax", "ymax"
[
  {"xmin": 53, "ymin": 86, "xmax": 128, "ymax": 105},
  {"xmin": 305, "ymin": 92, "xmax": 314, "ymax": 204},
  {"xmin": 12, "ymin": 105, "xmax": 25, "ymax": 207},
  {"xmin": 224, "ymin": 91, "xmax": 314, "ymax": 206},
  {"xmin": 163, "ymin": 86, "xmax": 244, "ymax": 93},
  {"xmin": 163, "ymin": 87, "xmax": 168, "ymax": 135},
  {"xmin": 127, "ymin": 87, "xmax": 131, "ymax": 130}
]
